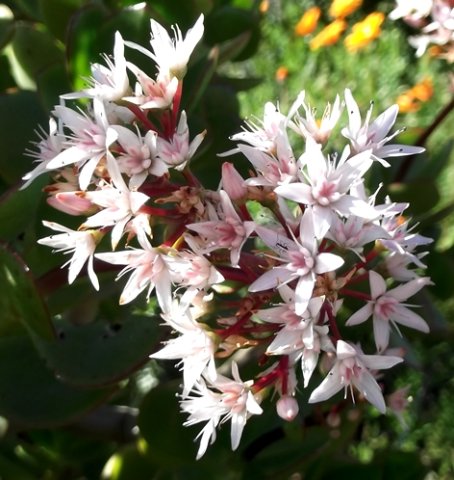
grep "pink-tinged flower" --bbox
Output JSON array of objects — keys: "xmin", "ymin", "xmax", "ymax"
[
  {"xmin": 380, "ymin": 211, "xmax": 433, "ymax": 255},
  {"xmin": 249, "ymin": 209, "xmax": 344, "ymax": 314},
  {"xmin": 151, "ymin": 297, "xmax": 217, "ymax": 396},
  {"xmin": 342, "ymin": 89, "xmax": 425, "ymax": 166},
  {"xmin": 166, "ymin": 250, "xmax": 224, "ymax": 292},
  {"xmin": 288, "ymin": 90, "xmax": 343, "ymax": 144},
  {"xmin": 220, "ymin": 101, "xmax": 287, "ymax": 156},
  {"xmin": 326, "ymin": 215, "xmax": 389, "ymax": 259},
  {"xmin": 346, "ymin": 271, "xmax": 432, "ymax": 351},
  {"xmin": 180, "ymin": 362, "xmax": 263, "ymax": 459},
  {"xmin": 156, "ymin": 111, "xmax": 206, "ymax": 171},
  {"xmin": 308, "ymin": 340, "xmax": 403, "ymax": 413},
  {"xmin": 22, "ymin": 118, "xmax": 63, "ymax": 189},
  {"xmin": 256, "ymin": 288, "xmax": 332, "ymax": 387},
  {"xmin": 46, "ymin": 99, "xmax": 117, "ymax": 190},
  {"xmin": 110, "ymin": 125, "xmax": 168, "ymax": 188},
  {"xmin": 384, "ymin": 250, "xmax": 429, "ymax": 281},
  {"xmin": 123, "ymin": 66, "xmax": 179, "ymax": 110},
  {"xmin": 125, "ymin": 14, "xmax": 204, "ymax": 80},
  {"xmin": 275, "ymin": 139, "xmax": 377, "ymax": 238},
  {"xmin": 95, "ymin": 236, "xmax": 172, "ymax": 310},
  {"xmin": 38, "ymin": 221, "xmax": 100, "ymax": 290},
  {"xmin": 238, "ymin": 130, "xmax": 297, "ymax": 188},
  {"xmin": 186, "ymin": 190, "xmax": 255, "ymax": 266},
  {"xmin": 82, "ymin": 161, "xmax": 150, "ymax": 250},
  {"xmin": 63, "ymin": 32, "xmax": 129, "ymax": 102}
]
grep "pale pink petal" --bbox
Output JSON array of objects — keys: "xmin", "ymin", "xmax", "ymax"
[
  {"xmin": 369, "ymin": 270, "xmax": 387, "ymax": 299},
  {"xmin": 388, "ymin": 277, "xmax": 432, "ymax": 302},
  {"xmin": 336, "ymin": 340, "xmax": 356, "ymax": 359},
  {"xmin": 346, "ymin": 303, "xmax": 373, "ymax": 326},
  {"xmin": 373, "ymin": 317, "xmax": 390, "ymax": 352},
  {"xmin": 274, "ymin": 182, "xmax": 314, "ymax": 205},
  {"xmin": 353, "ymin": 370, "xmax": 386, "ymax": 413},
  {"xmin": 391, "ymin": 306, "xmax": 430, "ymax": 333},
  {"xmin": 360, "ymin": 354, "xmax": 403, "ymax": 370}
]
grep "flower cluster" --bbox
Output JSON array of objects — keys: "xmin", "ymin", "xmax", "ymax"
[
  {"xmin": 390, "ymin": 0, "xmax": 454, "ymax": 62},
  {"xmin": 23, "ymin": 15, "xmax": 433, "ymax": 458}
]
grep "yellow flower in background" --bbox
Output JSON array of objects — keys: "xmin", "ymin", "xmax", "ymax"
[
  {"xmin": 329, "ymin": 0, "xmax": 362, "ymax": 19},
  {"xmin": 295, "ymin": 6, "xmax": 321, "ymax": 37},
  {"xmin": 344, "ymin": 12, "xmax": 384, "ymax": 52},
  {"xmin": 310, "ymin": 19, "xmax": 347, "ymax": 50},
  {"xmin": 396, "ymin": 78, "xmax": 433, "ymax": 113},
  {"xmin": 275, "ymin": 66, "xmax": 289, "ymax": 83}
]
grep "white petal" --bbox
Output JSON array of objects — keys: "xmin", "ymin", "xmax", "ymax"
[
  {"xmin": 249, "ymin": 267, "xmax": 292, "ymax": 292},
  {"xmin": 46, "ymin": 146, "xmax": 88, "ymax": 170},
  {"xmin": 230, "ymin": 412, "xmax": 247, "ymax": 451},
  {"xmin": 308, "ymin": 365, "xmax": 343, "ymax": 403},
  {"xmin": 315, "ymin": 252, "xmax": 344, "ymax": 274},
  {"xmin": 294, "ymin": 274, "xmax": 315, "ymax": 315}
]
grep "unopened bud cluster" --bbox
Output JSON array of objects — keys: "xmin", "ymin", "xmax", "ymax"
[{"xmin": 23, "ymin": 15, "xmax": 432, "ymax": 459}]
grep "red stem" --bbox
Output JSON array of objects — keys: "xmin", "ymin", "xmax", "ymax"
[
  {"xmin": 128, "ymin": 104, "xmax": 160, "ymax": 133},
  {"xmin": 338, "ymin": 289, "xmax": 371, "ymax": 301}
]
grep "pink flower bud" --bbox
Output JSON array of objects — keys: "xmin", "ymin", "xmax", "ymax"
[
  {"xmin": 221, "ymin": 162, "xmax": 247, "ymax": 201},
  {"xmin": 276, "ymin": 395, "xmax": 299, "ymax": 421},
  {"xmin": 47, "ymin": 191, "xmax": 95, "ymax": 216}
]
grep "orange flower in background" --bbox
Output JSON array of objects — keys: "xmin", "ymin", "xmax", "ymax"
[
  {"xmin": 344, "ymin": 12, "xmax": 384, "ymax": 52},
  {"xmin": 397, "ymin": 78, "xmax": 433, "ymax": 113},
  {"xmin": 309, "ymin": 19, "xmax": 347, "ymax": 50},
  {"xmin": 259, "ymin": 0, "xmax": 269, "ymax": 14},
  {"xmin": 275, "ymin": 66, "xmax": 289, "ymax": 83},
  {"xmin": 295, "ymin": 6, "xmax": 321, "ymax": 37},
  {"xmin": 329, "ymin": 0, "xmax": 362, "ymax": 19}
]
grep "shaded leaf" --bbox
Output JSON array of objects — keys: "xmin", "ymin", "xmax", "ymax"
[
  {"xmin": 0, "ymin": 245, "xmax": 54, "ymax": 340},
  {"xmin": 0, "ymin": 90, "xmax": 47, "ymax": 184},
  {"xmin": 33, "ymin": 314, "xmax": 161, "ymax": 387},
  {"xmin": 387, "ymin": 179, "xmax": 439, "ymax": 216},
  {"xmin": 0, "ymin": 335, "xmax": 114, "ymax": 427},
  {"xmin": 0, "ymin": 177, "xmax": 47, "ymax": 242},
  {"xmin": 138, "ymin": 382, "xmax": 198, "ymax": 466}
]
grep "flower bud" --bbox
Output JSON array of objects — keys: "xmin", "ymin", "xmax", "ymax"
[
  {"xmin": 47, "ymin": 192, "xmax": 95, "ymax": 216},
  {"xmin": 276, "ymin": 395, "xmax": 299, "ymax": 421},
  {"xmin": 221, "ymin": 162, "xmax": 247, "ymax": 201}
]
